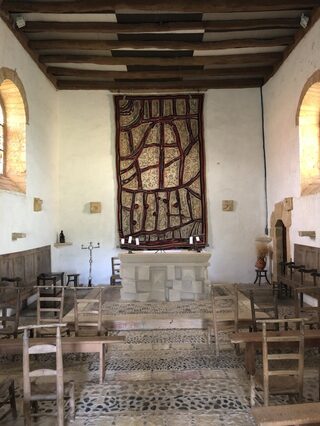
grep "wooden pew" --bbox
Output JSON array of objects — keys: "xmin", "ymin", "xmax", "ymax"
[
  {"xmin": 231, "ymin": 329, "xmax": 320, "ymax": 377},
  {"xmin": 0, "ymin": 335, "xmax": 125, "ymax": 384},
  {"xmin": 252, "ymin": 402, "xmax": 320, "ymax": 425}
]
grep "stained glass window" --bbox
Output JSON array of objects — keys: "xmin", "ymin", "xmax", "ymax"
[{"xmin": 0, "ymin": 99, "xmax": 4, "ymax": 175}]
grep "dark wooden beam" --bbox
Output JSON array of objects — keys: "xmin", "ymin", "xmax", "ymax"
[
  {"xmin": 29, "ymin": 37, "xmax": 292, "ymax": 51},
  {"xmin": 57, "ymin": 78, "xmax": 263, "ymax": 90},
  {"xmin": 2, "ymin": 0, "xmax": 318, "ymax": 13},
  {"xmin": 266, "ymin": 6, "xmax": 320, "ymax": 81},
  {"xmin": 0, "ymin": 8, "xmax": 57, "ymax": 87},
  {"xmin": 48, "ymin": 66, "xmax": 271, "ymax": 79},
  {"xmin": 23, "ymin": 18, "xmax": 300, "ymax": 33},
  {"xmin": 40, "ymin": 52, "xmax": 283, "ymax": 66}
]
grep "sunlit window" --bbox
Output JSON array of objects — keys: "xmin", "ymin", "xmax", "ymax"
[
  {"xmin": 0, "ymin": 68, "xmax": 28, "ymax": 193},
  {"xmin": 297, "ymin": 71, "xmax": 320, "ymax": 196},
  {"xmin": 0, "ymin": 98, "xmax": 4, "ymax": 175}
]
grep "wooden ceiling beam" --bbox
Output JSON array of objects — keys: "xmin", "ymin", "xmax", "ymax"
[
  {"xmin": 29, "ymin": 37, "xmax": 293, "ymax": 51},
  {"xmin": 266, "ymin": 6, "xmax": 320, "ymax": 81},
  {"xmin": 23, "ymin": 18, "xmax": 300, "ymax": 33},
  {"xmin": 2, "ymin": 0, "xmax": 318, "ymax": 13},
  {"xmin": 57, "ymin": 78, "xmax": 263, "ymax": 90},
  {"xmin": 0, "ymin": 8, "xmax": 57, "ymax": 87},
  {"xmin": 40, "ymin": 52, "xmax": 283, "ymax": 66},
  {"xmin": 48, "ymin": 66, "xmax": 271, "ymax": 79}
]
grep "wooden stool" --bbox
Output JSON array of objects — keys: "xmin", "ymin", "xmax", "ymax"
[
  {"xmin": 254, "ymin": 269, "xmax": 270, "ymax": 285},
  {"xmin": 66, "ymin": 273, "xmax": 80, "ymax": 287}
]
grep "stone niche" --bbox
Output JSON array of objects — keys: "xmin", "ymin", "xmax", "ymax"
[{"xmin": 119, "ymin": 252, "xmax": 211, "ymax": 302}]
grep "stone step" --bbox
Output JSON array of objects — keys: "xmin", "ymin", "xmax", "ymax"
[{"xmin": 105, "ymin": 317, "xmax": 208, "ymax": 330}]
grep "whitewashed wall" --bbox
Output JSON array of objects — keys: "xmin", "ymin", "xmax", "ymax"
[
  {"xmin": 263, "ymin": 20, "xmax": 320, "ymax": 255},
  {"xmin": 0, "ymin": 16, "xmax": 267, "ymax": 284},
  {"xmin": 57, "ymin": 89, "xmax": 265, "ymax": 284},
  {"xmin": 204, "ymin": 89, "xmax": 265, "ymax": 282},
  {"xmin": 56, "ymin": 92, "xmax": 117, "ymax": 284},
  {"xmin": 0, "ymin": 19, "xmax": 59, "ymax": 259}
]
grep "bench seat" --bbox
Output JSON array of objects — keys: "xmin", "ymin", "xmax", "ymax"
[
  {"xmin": 252, "ymin": 402, "xmax": 320, "ymax": 425},
  {"xmin": 0, "ymin": 335, "xmax": 125, "ymax": 383}
]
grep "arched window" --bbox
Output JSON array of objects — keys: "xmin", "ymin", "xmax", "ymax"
[
  {"xmin": 0, "ymin": 96, "xmax": 5, "ymax": 175},
  {"xmin": 296, "ymin": 70, "xmax": 320, "ymax": 196},
  {"xmin": 0, "ymin": 68, "xmax": 28, "ymax": 193}
]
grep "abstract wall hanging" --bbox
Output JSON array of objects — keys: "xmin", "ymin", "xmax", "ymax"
[{"xmin": 115, "ymin": 94, "xmax": 207, "ymax": 250}]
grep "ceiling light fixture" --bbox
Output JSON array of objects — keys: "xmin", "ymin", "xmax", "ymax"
[
  {"xmin": 300, "ymin": 13, "xmax": 309, "ymax": 29},
  {"xmin": 15, "ymin": 16, "xmax": 26, "ymax": 28}
]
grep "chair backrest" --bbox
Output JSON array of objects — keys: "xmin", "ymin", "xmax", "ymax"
[
  {"xmin": 110, "ymin": 257, "xmax": 121, "ymax": 285},
  {"xmin": 111, "ymin": 257, "xmax": 120, "ymax": 276},
  {"xmin": 249, "ymin": 288, "xmax": 279, "ymax": 332},
  {"xmin": 36, "ymin": 287, "xmax": 65, "ymax": 333},
  {"xmin": 210, "ymin": 284, "xmax": 238, "ymax": 355},
  {"xmin": 74, "ymin": 288, "xmax": 103, "ymax": 336},
  {"xmin": 287, "ymin": 263, "xmax": 305, "ymax": 284},
  {"xmin": 259, "ymin": 318, "xmax": 304, "ymax": 407},
  {"xmin": 0, "ymin": 287, "xmax": 21, "ymax": 338},
  {"xmin": 22, "ymin": 324, "xmax": 65, "ymax": 425},
  {"xmin": 295, "ymin": 286, "xmax": 320, "ymax": 329}
]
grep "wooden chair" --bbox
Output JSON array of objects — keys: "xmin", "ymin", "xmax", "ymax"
[
  {"xmin": 37, "ymin": 274, "xmax": 59, "ymax": 298},
  {"xmin": 21, "ymin": 324, "xmax": 75, "ymax": 426},
  {"xmin": 74, "ymin": 287, "xmax": 106, "ymax": 336},
  {"xmin": 249, "ymin": 288, "xmax": 279, "ymax": 332},
  {"xmin": 35, "ymin": 287, "xmax": 70, "ymax": 337},
  {"xmin": 208, "ymin": 284, "xmax": 239, "ymax": 356},
  {"xmin": 250, "ymin": 318, "xmax": 305, "ymax": 407},
  {"xmin": 110, "ymin": 257, "xmax": 121, "ymax": 285},
  {"xmin": 0, "ymin": 378, "xmax": 17, "ymax": 421},
  {"xmin": 295, "ymin": 286, "xmax": 320, "ymax": 329},
  {"xmin": 0, "ymin": 287, "xmax": 21, "ymax": 338}
]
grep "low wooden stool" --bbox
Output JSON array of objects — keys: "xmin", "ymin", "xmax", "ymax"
[
  {"xmin": 254, "ymin": 269, "xmax": 270, "ymax": 285},
  {"xmin": 66, "ymin": 273, "xmax": 80, "ymax": 287}
]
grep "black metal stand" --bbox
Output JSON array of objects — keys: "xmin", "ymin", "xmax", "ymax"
[{"xmin": 81, "ymin": 242, "xmax": 100, "ymax": 286}]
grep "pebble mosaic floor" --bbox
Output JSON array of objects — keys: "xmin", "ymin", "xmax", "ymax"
[{"xmin": 1, "ymin": 286, "xmax": 320, "ymax": 425}]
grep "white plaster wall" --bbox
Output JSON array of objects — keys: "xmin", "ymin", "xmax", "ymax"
[
  {"xmin": 58, "ymin": 89, "xmax": 265, "ymax": 284},
  {"xmin": 57, "ymin": 92, "xmax": 117, "ymax": 284},
  {"xmin": 0, "ymin": 19, "xmax": 59, "ymax": 258},
  {"xmin": 204, "ymin": 89, "xmax": 265, "ymax": 282},
  {"xmin": 263, "ymin": 20, "xmax": 320, "ymax": 254}
]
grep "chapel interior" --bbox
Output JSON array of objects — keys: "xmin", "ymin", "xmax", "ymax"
[{"xmin": 0, "ymin": 1, "xmax": 320, "ymax": 425}]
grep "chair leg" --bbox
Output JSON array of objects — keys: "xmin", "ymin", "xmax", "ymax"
[
  {"xmin": 207, "ymin": 327, "xmax": 211, "ymax": 346},
  {"xmin": 250, "ymin": 375, "xmax": 256, "ymax": 407},
  {"xmin": 69, "ymin": 381, "xmax": 75, "ymax": 420},
  {"xmin": 9, "ymin": 380, "xmax": 17, "ymax": 419},
  {"xmin": 24, "ymin": 399, "xmax": 32, "ymax": 426}
]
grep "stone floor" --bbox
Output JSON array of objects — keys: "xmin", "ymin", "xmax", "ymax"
[{"xmin": 0, "ymin": 285, "xmax": 319, "ymax": 425}]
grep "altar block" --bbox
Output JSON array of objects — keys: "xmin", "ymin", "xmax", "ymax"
[{"xmin": 119, "ymin": 252, "xmax": 211, "ymax": 301}]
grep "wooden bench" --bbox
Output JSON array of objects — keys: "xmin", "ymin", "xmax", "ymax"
[
  {"xmin": 0, "ymin": 335, "xmax": 125, "ymax": 384},
  {"xmin": 231, "ymin": 329, "xmax": 320, "ymax": 377},
  {"xmin": 0, "ymin": 246, "xmax": 52, "ymax": 307},
  {"xmin": 252, "ymin": 402, "xmax": 320, "ymax": 425}
]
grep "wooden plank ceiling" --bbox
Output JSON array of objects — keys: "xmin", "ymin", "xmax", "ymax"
[{"xmin": 1, "ymin": 0, "xmax": 320, "ymax": 91}]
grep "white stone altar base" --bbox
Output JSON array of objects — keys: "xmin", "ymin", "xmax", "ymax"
[{"xmin": 119, "ymin": 252, "xmax": 211, "ymax": 302}]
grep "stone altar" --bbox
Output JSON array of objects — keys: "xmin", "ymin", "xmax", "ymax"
[{"xmin": 119, "ymin": 252, "xmax": 211, "ymax": 302}]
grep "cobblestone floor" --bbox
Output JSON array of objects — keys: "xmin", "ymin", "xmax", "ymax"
[{"xmin": 1, "ymin": 285, "xmax": 319, "ymax": 425}]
